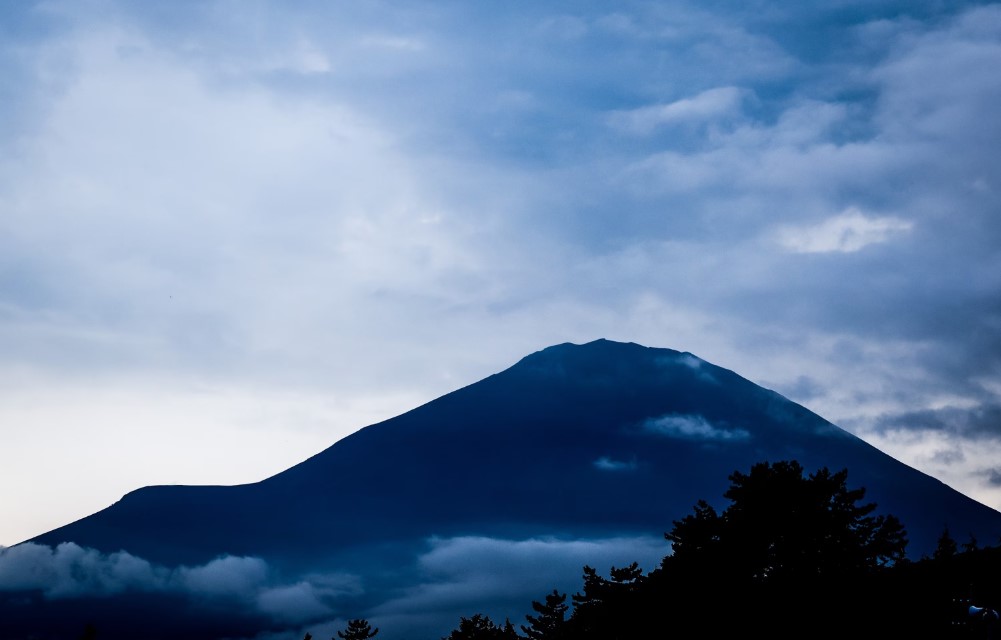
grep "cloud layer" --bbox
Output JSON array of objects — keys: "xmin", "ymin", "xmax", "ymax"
[
  {"xmin": 0, "ymin": 542, "xmax": 359, "ymax": 626},
  {"xmin": 0, "ymin": 535, "xmax": 668, "ymax": 640}
]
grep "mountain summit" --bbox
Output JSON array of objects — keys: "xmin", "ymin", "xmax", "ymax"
[{"xmin": 12, "ymin": 339, "xmax": 1001, "ymax": 639}]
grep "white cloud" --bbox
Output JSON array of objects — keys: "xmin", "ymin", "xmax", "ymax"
[
  {"xmin": 642, "ymin": 414, "xmax": 750, "ymax": 441},
  {"xmin": 359, "ymin": 35, "xmax": 427, "ymax": 52},
  {"xmin": 177, "ymin": 555, "xmax": 269, "ymax": 599},
  {"xmin": 264, "ymin": 38, "xmax": 332, "ymax": 74},
  {"xmin": 369, "ymin": 535, "xmax": 666, "ymax": 638},
  {"xmin": 399, "ymin": 535, "xmax": 664, "ymax": 607},
  {"xmin": 775, "ymin": 208, "xmax": 913, "ymax": 254},
  {"xmin": 608, "ymin": 86, "xmax": 745, "ymax": 134},
  {"xmin": 0, "ymin": 543, "xmax": 355, "ymax": 625},
  {"xmin": 656, "ymin": 353, "xmax": 719, "ymax": 384},
  {"xmin": 0, "ymin": 542, "xmax": 163, "ymax": 597}
]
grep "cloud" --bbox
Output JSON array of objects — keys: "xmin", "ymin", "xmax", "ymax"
[
  {"xmin": 677, "ymin": 354, "xmax": 704, "ymax": 370},
  {"xmin": 608, "ymin": 86, "xmax": 746, "ymax": 134},
  {"xmin": 985, "ymin": 469, "xmax": 1001, "ymax": 488},
  {"xmin": 0, "ymin": 543, "xmax": 354, "ymax": 625},
  {"xmin": 256, "ymin": 582, "xmax": 335, "ymax": 624},
  {"xmin": 874, "ymin": 404, "xmax": 1001, "ymax": 441},
  {"xmin": 657, "ymin": 353, "xmax": 719, "ymax": 384},
  {"xmin": 775, "ymin": 208, "xmax": 913, "ymax": 254},
  {"xmin": 215, "ymin": 534, "xmax": 671, "ymax": 639},
  {"xmin": 594, "ymin": 456, "xmax": 638, "ymax": 472},
  {"xmin": 176, "ymin": 555, "xmax": 269, "ymax": 600},
  {"xmin": 0, "ymin": 541, "xmax": 164, "ymax": 597},
  {"xmin": 642, "ymin": 414, "xmax": 750, "ymax": 441},
  {"xmin": 264, "ymin": 38, "xmax": 333, "ymax": 74},
  {"xmin": 359, "ymin": 35, "xmax": 427, "ymax": 52},
  {"xmin": 369, "ymin": 535, "xmax": 667, "ymax": 639}
]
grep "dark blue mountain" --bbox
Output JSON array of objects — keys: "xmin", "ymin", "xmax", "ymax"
[{"xmin": 10, "ymin": 339, "xmax": 1001, "ymax": 639}]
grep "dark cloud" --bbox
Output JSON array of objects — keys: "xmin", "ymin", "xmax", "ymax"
[
  {"xmin": 874, "ymin": 404, "xmax": 1001, "ymax": 441},
  {"xmin": 773, "ymin": 375, "xmax": 826, "ymax": 403},
  {"xmin": 985, "ymin": 469, "xmax": 1001, "ymax": 488}
]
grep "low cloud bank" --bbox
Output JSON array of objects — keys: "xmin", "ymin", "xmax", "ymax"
[
  {"xmin": 0, "ymin": 536, "xmax": 670, "ymax": 640},
  {"xmin": 367, "ymin": 534, "xmax": 667, "ymax": 639},
  {"xmin": 0, "ymin": 542, "xmax": 360, "ymax": 625}
]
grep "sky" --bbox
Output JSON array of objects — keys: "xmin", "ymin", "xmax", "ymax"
[{"xmin": 0, "ymin": 0, "xmax": 999, "ymax": 550}]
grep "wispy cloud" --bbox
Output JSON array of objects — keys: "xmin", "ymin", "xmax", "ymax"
[
  {"xmin": 775, "ymin": 208, "xmax": 913, "ymax": 254},
  {"xmin": 608, "ymin": 87, "xmax": 746, "ymax": 134},
  {"xmin": 642, "ymin": 414, "xmax": 750, "ymax": 441},
  {"xmin": 594, "ymin": 456, "xmax": 638, "ymax": 471}
]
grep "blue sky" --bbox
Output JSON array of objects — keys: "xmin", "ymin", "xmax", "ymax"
[{"xmin": 1, "ymin": 0, "xmax": 1000, "ymax": 548}]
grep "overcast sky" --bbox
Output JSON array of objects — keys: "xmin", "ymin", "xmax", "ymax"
[{"xmin": 1, "ymin": 0, "xmax": 999, "ymax": 548}]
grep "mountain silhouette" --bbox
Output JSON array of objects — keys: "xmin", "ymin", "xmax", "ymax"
[{"xmin": 12, "ymin": 339, "xmax": 1001, "ymax": 639}]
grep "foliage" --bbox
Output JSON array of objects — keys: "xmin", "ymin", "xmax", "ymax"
[
  {"xmin": 935, "ymin": 526, "xmax": 959, "ymax": 560},
  {"xmin": 521, "ymin": 590, "xmax": 568, "ymax": 640},
  {"xmin": 337, "ymin": 619, "xmax": 379, "ymax": 640},
  {"xmin": 652, "ymin": 460, "xmax": 911, "ymax": 637},
  {"xmin": 566, "ymin": 563, "xmax": 645, "ymax": 637},
  {"xmin": 442, "ymin": 614, "xmax": 519, "ymax": 640},
  {"xmin": 664, "ymin": 459, "xmax": 908, "ymax": 583}
]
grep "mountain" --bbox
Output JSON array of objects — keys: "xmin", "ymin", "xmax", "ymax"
[{"xmin": 8, "ymin": 339, "xmax": 1001, "ymax": 640}]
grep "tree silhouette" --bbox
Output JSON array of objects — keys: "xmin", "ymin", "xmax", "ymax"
[
  {"xmin": 935, "ymin": 526, "xmax": 959, "ymax": 560},
  {"xmin": 442, "ymin": 614, "xmax": 519, "ymax": 640},
  {"xmin": 521, "ymin": 589, "xmax": 568, "ymax": 640},
  {"xmin": 963, "ymin": 533, "xmax": 980, "ymax": 554},
  {"xmin": 336, "ymin": 619, "xmax": 379, "ymax": 640},
  {"xmin": 656, "ymin": 460, "xmax": 909, "ymax": 637},
  {"xmin": 568, "ymin": 563, "xmax": 646, "ymax": 638},
  {"xmin": 665, "ymin": 460, "xmax": 907, "ymax": 583}
]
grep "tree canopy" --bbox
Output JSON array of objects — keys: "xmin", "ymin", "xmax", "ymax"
[
  {"xmin": 337, "ymin": 619, "xmax": 379, "ymax": 640},
  {"xmin": 664, "ymin": 460, "xmax": 908, "ymax": 584},
  {"xmin": 442, "ymin": 614, "xmax": 518, "ymax": 640}
]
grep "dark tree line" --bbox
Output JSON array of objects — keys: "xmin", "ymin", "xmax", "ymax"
[{"xmin": 307, "ymin": 460, "xmax": 1001, "ymax": 640}]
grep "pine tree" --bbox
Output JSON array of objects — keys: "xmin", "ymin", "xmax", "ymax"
[
  {"xmin": 962, "ymin": 532, "xmax": 980, "ymax": 553},
  {"xmin": 934, "ymin": 526, "xmax": 958, "ymax": 560},
  {"xmin": 336, "ymin": 619, "xmax": 379, "ymax": 640},
  {"xmin": 569, "ymin": 563, "xmax": 646, "ymax": 638},
  {"xmin": 443, "ymin": 614, "xmax": 519, "ymax": 640},
  {"xmin": 521, "ymin": 589, "xmax": 568, "ymax": 640},
  {"xmin": 666, "ymin": 460, "xmax": 908, "ymax": 582}
]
